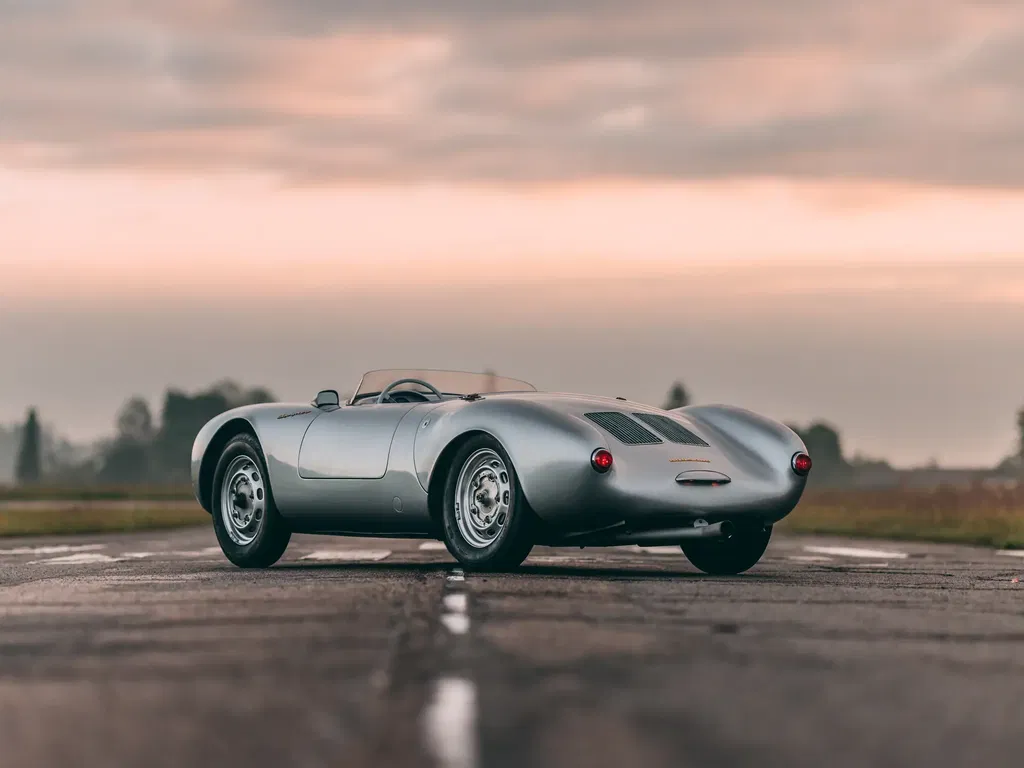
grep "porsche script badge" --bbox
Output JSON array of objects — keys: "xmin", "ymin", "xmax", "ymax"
[{"xmin": 277, "ymin": 410, "xmax": 312, "ymax": 420}]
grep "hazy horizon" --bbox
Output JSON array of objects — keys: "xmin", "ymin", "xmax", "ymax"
[{"xmin": 4, "ymin": 257, "xmax": 1024, "ymax": 469}]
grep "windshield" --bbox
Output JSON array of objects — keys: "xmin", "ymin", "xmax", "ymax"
[{"xmin": 351, "ymin": 369, "xmax": 536, "ymax": 403}]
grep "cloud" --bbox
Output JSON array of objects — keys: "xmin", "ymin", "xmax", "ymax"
[{"xmin": 1, "ymin": 0, "xmax": 1023, "ymax": 185}]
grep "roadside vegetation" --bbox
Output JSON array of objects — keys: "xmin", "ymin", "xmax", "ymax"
[
  {"xmin": 0, "ymin": 485, "xmax": 194, "ymax": 502},
  {"xmin": 0, "ymin": 500, "xmax": 207, "ymax": 537},
  {"xmin": 2, "ymin": 484, "xmax": 1023, "ymax": 547},
  {"xmin": 782, "ymin": 487, "xmax": 1024, "ymax": 550}
]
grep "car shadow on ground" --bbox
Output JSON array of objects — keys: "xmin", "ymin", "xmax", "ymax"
[{"xmin": 273, "ymin": 560, "xmax": 788, "ymax": 582}]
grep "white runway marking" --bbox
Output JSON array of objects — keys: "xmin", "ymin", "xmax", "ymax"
[
  {"xmin": 424, "ymin": 677, "xmax": 478, "ymax": 768},
  {"xmin": 997, "ymin": 550, "xmax": 1024, "ymax": 558},
  {"xmin": 444, "ymin": 593, "xmax": 468, "ymax": 613},
  {"xmin": 441, "ymin": 613, "xmax": 470, "ymax": 635},
  {"xmin": 29, "ymin": 553, "xmax": 124, "ymax": 565},
  {"xmin": 299, "ymin": 549, "xmax": 392, "ymax": 562},
  {"xmin": 441, "ymin": 590, "xmax": 470, "ymax": 635},
  {"xmin": 636, "ymin": 545, "xmax": 681, "ymax": 555},
  {"xmin": 420, "ymin": 541, "xmax": 448, "ymax": 551},
  {"xmin": 0, "ymin": 544, "xmax": 105, "ymax": 556},
  {"xmin": 788, "ymin": 555, "xmax": 834, "ymax": 563},
  {"xmin": 120, "ymin": 552, "xmax": 158, "ymax": 560},
  {"xmin": 102, "ymin": 574, "xmax": 206, "ymax": 584},
  {"xmin": 804, "ymin": 545, "xmax": 909, "ymax": 560},
  {"xmin": 426, "ymin": 567, "xmax": 476, "ymax": 767}
]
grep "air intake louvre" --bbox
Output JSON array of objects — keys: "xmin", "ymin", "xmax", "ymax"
[
  {"xmin": 632, "ymin": 413, "xmax": 711, "ymax": 447},
  {"xmin": 584, "ymin": 412, "xmax": 662, "ymax": 445}
]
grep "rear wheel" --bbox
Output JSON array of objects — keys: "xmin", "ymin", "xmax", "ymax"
[
  {"xmin": 211, "ymin": 433, "xmax": 291, "ymax": 568},
  {"xmin": 681, "ymin": 525, "xmax": 772, "ymax": 575},
  {"xmin": 441, "ymin": 435, "xmax": 534, "ymax": 570}
]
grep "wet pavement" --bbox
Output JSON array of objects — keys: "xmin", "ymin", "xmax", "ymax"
[{"xmin": 1, "ymin": 527, "xmax": 1022, "ymax": 768}]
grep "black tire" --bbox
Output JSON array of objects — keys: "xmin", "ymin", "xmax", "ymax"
[
  {"xmin": 211, "ymin": 433, "xmax": 291, "ymax": 568},
  {"xmin": 441, "ymin": 435, "xmax": 534, "ymax": 571},
  {"xmin": 681, "ymin": 525, "xmax": 772, "ymax": 575}
]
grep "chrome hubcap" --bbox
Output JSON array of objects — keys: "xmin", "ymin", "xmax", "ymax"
[
  {"xmin": 454, "ymin": 448, "xmax": 511, "ymax": 549},
  {"xmin": 220, "ymin": 456, "xmax": 265, "ymax": 545}
]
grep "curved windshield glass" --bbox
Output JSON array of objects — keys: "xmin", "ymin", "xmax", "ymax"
[{"xmin": 351, "ymin": 369, "xmax": 536, "ymax": 403}]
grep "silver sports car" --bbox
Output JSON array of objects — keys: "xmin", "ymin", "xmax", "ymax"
[{"xmin": 191, "ymin": 369, "xmax": 811, "ymax": 574}]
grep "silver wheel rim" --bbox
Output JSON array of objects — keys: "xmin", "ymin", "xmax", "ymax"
[
  {"xmin": 220, "ymin": 455, "xmax": 266, "ymax": 546},
  {"xmin": 454, "ymin": 448, "xmax": 511, "ymax": 549}
]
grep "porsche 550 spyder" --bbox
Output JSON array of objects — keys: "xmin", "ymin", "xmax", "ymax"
[{"xmin": 191, "ymin": 369, "xmax": 811, "ymax": 574}]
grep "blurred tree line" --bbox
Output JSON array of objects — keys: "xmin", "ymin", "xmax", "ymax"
[
  {"xmin": 2, "ymin": 413, "xmax": 85, "ymax": 485},
  {"xmin": 10, "ymin": 381, "xmax": 274, "ymax": 487},
  {"xmin": 100, "ymin": 381, "xmax": 274, "ymax": 484},
  {"xmin": 9, "ymin": 378, "xmax": 1024, "ymax": 488}
]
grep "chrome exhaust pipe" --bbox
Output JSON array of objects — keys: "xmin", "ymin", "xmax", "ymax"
[{"xmin": 585, "ymin": 520, "xmax": 735, "ymax": 546}]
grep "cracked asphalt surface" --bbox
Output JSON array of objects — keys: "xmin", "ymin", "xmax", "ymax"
[{"xmin": 1, "ymin": 527, "xmax": 1023, "ymax": 768}]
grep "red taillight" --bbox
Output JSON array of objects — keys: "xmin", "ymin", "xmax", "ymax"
[
  {"xmin": 591, "ymin": 448, "xmax": 613, "ymax": 473},
  {"xmin": 792, "ymin": 452, "xmax": 812, "ymax": 476}
]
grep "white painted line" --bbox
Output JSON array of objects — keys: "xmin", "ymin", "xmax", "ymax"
[
  {"xmin": 850, "ymin": 562, "xmax": 891, "ymax": 568},
  {"xmin": 441, "ymin": 590, "xmax": 469, "ymax": 635},
  {"xmin": 120, "ymin": 552, "xmax": 158, "ymax": 560},
  {"xmin": 103, "ymin": 574, "xmax": 206, "ymax": 584},
  {"xmin": 0, "ymin": 544, "xmax": 105, "ymax": 556},
  {"xmin": 804, "ymin": 545, "xmax": 908, "ymax": 560},
  {"xmin": 441, "ymin": 613, "xmax": 470, "ymax": 635},
  {"xmin": 29, "ymin": 553, "xmax": 125, "ymax": 565},
  {"xmin": 447, "ymin": 568, "xmax": 465, "ymax": 582},
  {"xmin": 444, "ymin": 593, "xmax": 468, "ymax": 613},
  {"xmin": 300, "ymin": 549, "xmax": 391, "ymax": 562},
  {"xmin": 788, "ymin": 555, "xmax": 833, "ymax": 563},
  {"xmin": 420, "ymin": 541, "xmax": 448, "ymax": 551},
  {"xmin": 636, "ymin": 545, "xmax": 681, "ymax": 555},
  {"xmin": 520, "ymin": 555, "xmax": 588, "ymax": 565},
  {"xmin": 997, "ymin": 550, "xmax": 1024, "ymax": 558},
  {"xmin": 424, "ymin": 678, "xmax": 478, "ymax": 768}
]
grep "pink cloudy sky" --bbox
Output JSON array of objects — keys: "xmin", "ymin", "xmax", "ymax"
[{"xmin": 2, "ymin": 0, "xmax": 1024, "ymax": 466}]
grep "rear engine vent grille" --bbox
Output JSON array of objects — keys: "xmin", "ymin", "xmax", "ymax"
[
  {"xmin": 584, "ymin": 412, "xmax": 663, "ymax": 445},
  {"xmin": 632, "ymin": 413, "xmax": 710, "ymax": 447}
]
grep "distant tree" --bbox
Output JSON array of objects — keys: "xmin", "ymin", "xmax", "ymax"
[
  {"xmin": 211, "ymin": 380, "xmax": 275, "ymax": 409},
  {"xmin": 14, "ymin": 409, "xmax": 42, "ymax": 485},
  {"xmin": 799, "ymin": 423, "xmax": 844, "ymax": 467},
  {"xmin": 98, "ymin": 397, "xmax": 157, "ymax": 484},
  {"xmin": 242, "ymin": 386, "xmax": 275, "ymax": 405},
  {"xmin": 791, "ymin": 421, "xmax": 849, "ymax": 486},
  {"xmin": 663, "ymin": 381, "xmax": 690, "ymax": 410},
  {"xmin": 117, "ymin": 397, "xmax": 155, "ymax": 444},
  {"xmin": 152, "ymin": 382, "xmax": 276, "ymax": 482},
  {"xmin": 1017, "ymin": 407, "xmax": 1024, "ymax": 463}
]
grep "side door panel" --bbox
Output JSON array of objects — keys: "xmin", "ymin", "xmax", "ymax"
[{"xmin": 297, "ymin": 404, "xmax": 417, "ymax": 479}]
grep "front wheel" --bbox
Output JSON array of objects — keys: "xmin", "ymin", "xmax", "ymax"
[
  {"xmin": 441, "ymin": 435, "xmax": 534, "ymax": 571},
  {"xmin": 211, "ymin": 433, "xmax": 291, "ymax": 568},
  {"xmin": 681, "ymin": 525, "xmax": 772, "ymax": 575}
]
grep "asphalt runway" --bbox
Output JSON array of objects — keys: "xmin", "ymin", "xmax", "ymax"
[{"xmin": 1, "ymin": 526, "xmax": 1023, "ymax": 768}]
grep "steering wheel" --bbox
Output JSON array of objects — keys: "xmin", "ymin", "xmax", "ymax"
[{"xmin": 376, "ymin": 377, "xmax": 444, "ymax": 405}]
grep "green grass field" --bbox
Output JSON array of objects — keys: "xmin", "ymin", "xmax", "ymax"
[
  {"xmin": 780, "ymin": 486, "xmax": 1024, "ymax": 549},
  {"xmin": 0, "ymin": 504, "xmax": 208, "ymax": 537},
  {"xmin": 0, "ymin": 485, "xmax": 194, "ymax": 502}
]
